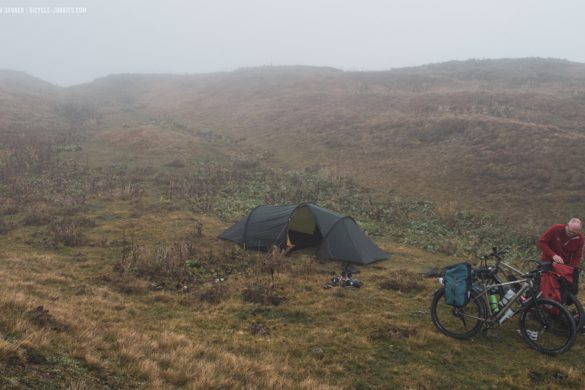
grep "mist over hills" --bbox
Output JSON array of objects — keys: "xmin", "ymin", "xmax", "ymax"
[
  {"xmin": 3, "ymin": 58, "xmax": 585, "ymax": 223},
  {"xmin": 4, "ymin": 58, "xmax": 585, "ymax": 387}
]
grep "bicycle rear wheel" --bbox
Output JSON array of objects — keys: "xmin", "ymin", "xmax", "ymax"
[
  {"xmin": 430, "ymin": 287, "xmax": 485, "ymax": 339},
  {"xmin": 564, "ymin": 293, "xmax": 585, "ymax": 332},
  {"xmin": 519, "ymin": 298, "xmax": 576, "ymax": 355}
]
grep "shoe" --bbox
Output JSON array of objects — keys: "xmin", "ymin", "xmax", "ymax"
[
  {"xmin": 517, "ymin": 329, "xmax": 539, "ymax": 341},
  {"xmin": 525, "ymin": 329, "xmax": 539, "ymax": 341}
]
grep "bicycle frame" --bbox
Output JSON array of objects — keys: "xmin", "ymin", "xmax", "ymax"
[
  {"xmin": 497, "ymin": 260, "xmax": 524, "ymax": 277},
  {"xmin": 472, "ymin": 276, "xmax": 535, "ymax": 326}
]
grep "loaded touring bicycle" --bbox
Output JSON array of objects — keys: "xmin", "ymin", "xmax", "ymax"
[{"xmin": 430, "ymin": 248, "xmax": 581, "ymax": 355}]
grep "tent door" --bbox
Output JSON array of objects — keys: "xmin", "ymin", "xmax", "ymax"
[
  {"xmin": 287, "ymin": 229, "xmax": 323, "ymax": 251},
  {"xmin": 287, "ymin": 206, "xmax": 323, "ymax": 251}
]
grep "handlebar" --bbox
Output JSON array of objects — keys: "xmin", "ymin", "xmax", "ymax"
[
  {"xmin": 528, "ymin": 259, "xmax": 550, "ymax": 268},
  {"xmin": 480, "ymin": 247, "xmax": 508, "ymax": 261},
  {"xmin": 476, "ymin": 247, "xmax": 582, "ymax": 282}
]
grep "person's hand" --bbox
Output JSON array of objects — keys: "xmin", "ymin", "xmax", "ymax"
[{"xmin": 552, "ymin": 255, "xmax": 564, "ymax": 264}]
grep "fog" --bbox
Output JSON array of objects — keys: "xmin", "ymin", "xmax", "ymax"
[{"xmin": 1, "ymin": 0, "xmax": 584, "ymax": 86}]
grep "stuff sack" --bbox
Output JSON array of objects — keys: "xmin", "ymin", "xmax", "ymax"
[
  {"xmin": 344, "ymin": 279, "xmax": 363, "ymax": 288},
  {"xmin": 540, "ymin": 262, "xmax": 575, "ymax": 303},
  {"xmin": 443, "ymin": 262, "xmax": 473, "ymax": 307}
]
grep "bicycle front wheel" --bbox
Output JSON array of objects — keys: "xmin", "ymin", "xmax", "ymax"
[
  {"xmin": 519, "ymin": 298, "xmax": 576, "ymax": 355},
  {"xmin": 430, "ymin": 287, "xmax": 485, "ymax": 339}
]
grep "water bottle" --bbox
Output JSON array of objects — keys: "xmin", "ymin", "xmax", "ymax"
[
  {"xmin": 498, "ymin": 308, "xmax": 514, "ymax": 324},
  {"xmin": 488, "ymin": 289, "xmax": 500, "ymax": 313},
  {"xmin": 497, "ymin": 289, "xmax": 517, "ymax": 324},
  {"xmin": 499, "ymin": 289, "xmax": 515, "ymax": 308}
]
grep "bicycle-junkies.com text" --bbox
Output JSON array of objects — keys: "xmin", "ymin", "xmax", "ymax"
[{"xmin": 0, "ymin": 7, "xmax": 87, "ymax": 15}]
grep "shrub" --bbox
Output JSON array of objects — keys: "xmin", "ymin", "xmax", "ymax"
[
  {"xmin": 0, "ymin": 198, "xmax": 19, "ymax": 215},
  {"xmin": 115, "ymin": 241, "xmax": 194, "ymax": 290},
  {"xmin": 165, "ymin": 159, "xmax": 186, "ymax": 168},
  {"xmin": 199, "ymin": 284, "xmax": 227, "ymax": 304},
  {"xmin": 22, "ymin": 213, "xmax": 53, "ymax": 226},
  {"xmin": 22, "ymin": 205, "xmax": 56, "ymax": 226},
  {"xmin": 0, "ymin": 218, "xmax": 15, "ymax": 235},
  {"xmin": 48, "ymin": 216, "xmax": 93, "ymax": 247},
  {"xmin": 242, "ymin": 286, "xmax": 285, "ymax": 306}
]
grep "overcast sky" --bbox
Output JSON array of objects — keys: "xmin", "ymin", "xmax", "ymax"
[{"xmin": 1, "ymin": 0, "xmax": 584, "ymax": 86}]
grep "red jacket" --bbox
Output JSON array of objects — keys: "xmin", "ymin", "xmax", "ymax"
[{"xmin": 539, "ymin": 224, "xmax": 584, "ymax": 266}]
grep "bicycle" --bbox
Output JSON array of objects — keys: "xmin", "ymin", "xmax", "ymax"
[
  {"xmin": 430, "ymin": 254, "xmax": 577, "ymax": 355},
  {"xmin": 476, "ymin": 247, "xmax": 584, "ymax": 332}
]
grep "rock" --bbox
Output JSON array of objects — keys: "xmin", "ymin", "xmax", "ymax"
[
  {"xmin": 250, "ymin": 322, "xmax": 270, "ymax": 336},
  {"xmin": 311, "ymin": 347, "xmax": 324, "ymax": 360}
]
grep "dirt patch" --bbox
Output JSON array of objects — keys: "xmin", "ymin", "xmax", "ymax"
[
  {"xmin": 369, "ymin": 323, "xmax": 417, "ymax": 341},
  {"xmin": 379, "ymin": 271, "xmax": 423, "ymax": 293}
]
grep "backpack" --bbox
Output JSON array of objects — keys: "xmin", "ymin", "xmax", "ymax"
[{"xmin": 443, "ymin": 262, "xmax": 472, "ymax": 307}]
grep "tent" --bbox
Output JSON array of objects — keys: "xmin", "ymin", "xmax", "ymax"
[{"xmin": 219, "ymin": 202, "xmax": 388, "ymax": 265}]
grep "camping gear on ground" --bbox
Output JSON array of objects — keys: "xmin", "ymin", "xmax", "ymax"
[
  {"xmin": 324, "ymin": 272, "xmax": 363, "ymax": 289},
  {"xmin": 442, "ymin": 262, "xmax": 472, "ymax": 307},
  {"xmin": 324, "ymin": 263, "xmax": 363, "ymax": 288},
  {"xmin": 219, "ymin": 202, "xmax": 388, "ymax": 264}
]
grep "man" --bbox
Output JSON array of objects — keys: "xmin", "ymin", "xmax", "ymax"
[
  {"xmin": 539, "ymin": 218, "xmax": 584, "ymax": 266},
  {"xmin": 538, "ymin": 218, "xmax": 584, "ymax": 332}
]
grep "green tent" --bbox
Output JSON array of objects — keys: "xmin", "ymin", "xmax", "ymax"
[{"xmin": 219, "ymin": 202, "xmax": 389, "ymax": 265}]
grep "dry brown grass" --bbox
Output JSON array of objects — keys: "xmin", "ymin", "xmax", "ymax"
[
  {"xmin": 95, "ymin": 125, "xmax": 205, "ymax": 156},
  {"xmin": 3, "ymin": 217, "xmax": 585, "ymax": 388},
  {"xmin": 379, "ymin": 270, "xmax": 424, "ymax": 293},
  {"xmin": 0, "ymin": 206, "xmax": 345, "ymax": 388}
]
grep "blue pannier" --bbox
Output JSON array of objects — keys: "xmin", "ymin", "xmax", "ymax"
[{"xmin": 443, "ymin": 262, "xmax": 472, "ymax": 307}]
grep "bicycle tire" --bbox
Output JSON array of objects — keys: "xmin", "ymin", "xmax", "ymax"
[
  {"xmin": 430, "ymin": 287, "xmax": 485, "ymax": 339},
  {"xmin": 564, "ymin": 292, "xmax": 585, "ymax": 332},
  {"xmin": 519, "ymin": 298, "xmax": 576, "ymax": 355}
]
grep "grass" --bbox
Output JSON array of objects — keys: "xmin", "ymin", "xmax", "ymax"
[
  {"xmin": 3, "ymin": 59, "xmax": 585, "ymax": 388},
  {"xmin": 2, "ymin": 190, "xmax": 585, "ymax": 389}
]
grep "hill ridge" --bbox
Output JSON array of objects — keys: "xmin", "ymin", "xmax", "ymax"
[{"xmin": 3, "ymin": 57, "xmax": 585, "ymax": 222}]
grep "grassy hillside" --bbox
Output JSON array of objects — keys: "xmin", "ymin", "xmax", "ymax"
[
  {"xmin": 1, "ymin": 122, "xmax": 584, "ymax": 389},
  {"xmin": 56, "ymin": 58, "xmax": 585, "ymax": 224},
  {"xmin": 2, "ymin": 59, "xmax": 585, "ymax": 388}
]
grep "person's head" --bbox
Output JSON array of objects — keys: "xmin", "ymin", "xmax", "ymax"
[{"xmin": 566, "ymin": 218, "xmax": 582, "ymax": 237}]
